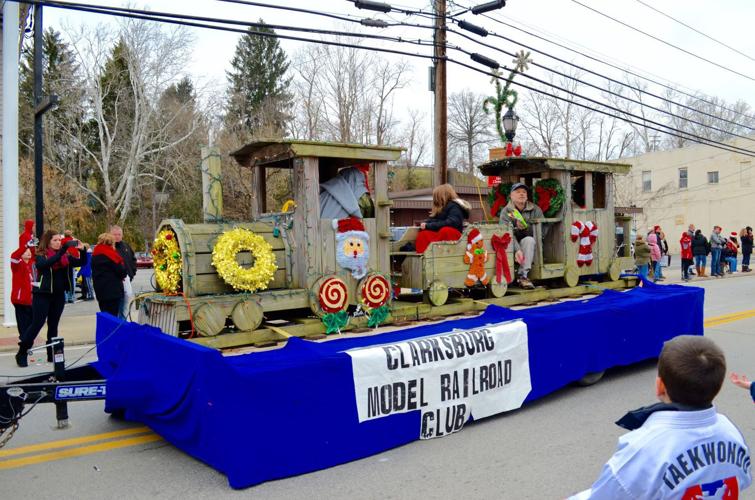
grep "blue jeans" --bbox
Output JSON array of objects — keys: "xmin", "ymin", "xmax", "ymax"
[
  {"xmin": 653, "ymin": 261, "xmax": 662, "ymax": 281},
  {"xmin": 711, "ymin": 248, "xmax": 722, "ymax": 275},
  {"xmin": 726, "ymin": 257, "xmax": 737, "ymax": 273},
  {"xmin": 637, "ymin": 264, "xmax": 648, "ymax": 280},
  {"xmin": 744, "ymin": 252, "xmax": 751, "ymax": 267},
  {"xmin": 694, "ymin": 255, "xmax": 707, "ymax": 271}
]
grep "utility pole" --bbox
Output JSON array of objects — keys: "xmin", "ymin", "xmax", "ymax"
[
  {"xmin": 33, "ymin": 5, "xmax": 44, "ymax": 238},
  {"xmin": 433, "ymin": 0, "xmax": 447, "ymax": 187}
]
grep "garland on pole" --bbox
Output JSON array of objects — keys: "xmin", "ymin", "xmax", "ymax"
[
  {"xmin": 533, "ymin": 179, "xmax": 565, "ymax": 218},
  {"xmin": 153, "ymin": 229, "xmax": 182, "ymax": 293},
  {"xmin": 488, "ymin": 182, "xmax": 513, "ymax": 218},
  {"xmin": 212, "ymin": 228, "xmax": 277, "ymax": 292}
]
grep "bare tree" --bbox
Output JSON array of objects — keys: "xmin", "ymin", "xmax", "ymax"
[
  {"xmin": 55, "ymin": 20, "xmax": 199, "ymax": 224},
  {"xmin": 448, "ymin": 89, "xmax": 495, "ymax": 174}
]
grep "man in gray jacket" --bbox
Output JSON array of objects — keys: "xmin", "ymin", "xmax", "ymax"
[
  {"xmin": 709, "ymin": 226, "xmax": 727, "ymax": 277},
  {"xmin": 499, "ymin": 183, "xmax": 547, "ymax": 289}
]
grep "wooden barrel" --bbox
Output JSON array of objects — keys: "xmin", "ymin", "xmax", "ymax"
[{"xmin": 157, "ymin": 219, "xmax": 290, "ymax": 297}]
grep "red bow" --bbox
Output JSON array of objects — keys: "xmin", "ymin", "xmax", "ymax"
[
  {"xmin": 535, "ymin": 185, "xmax": 555, "ymax": 214},
  {"xmin": 490, "ymin": 233, "xmax": 512, "ymax": 284}
]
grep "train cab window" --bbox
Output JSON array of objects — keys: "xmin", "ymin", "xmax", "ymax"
[
  {"xmin": 571, "ymin": 172, "xmax": 586, "ymax": 209},
  {"xmin": 319, "ymin": 164, "xmax": 374, "ymax": 219},
  {"xmin": 593, "ymin": 172, "xmax": 606, "ymax": 209}
]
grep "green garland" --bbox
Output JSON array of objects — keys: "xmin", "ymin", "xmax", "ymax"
[{"xmin": 533, "ymin": 179, "xmax": 565, "ymax": 218}]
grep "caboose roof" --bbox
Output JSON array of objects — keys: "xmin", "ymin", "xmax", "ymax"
[
  {"xmin": 231, "ymin": 139, "xmax": 403, "ymax": 168},
  {"xmin": 478, "ymin": 157, "xmax": 631, "ymax": 176}
]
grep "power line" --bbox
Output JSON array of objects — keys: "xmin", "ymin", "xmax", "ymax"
[
  {"xmin": 568, "ymin": 0, "xmax": 755, "ymax": 83},
  {"xmin": 444, "ymin": 49, "xmax": 755, "ymax": 158},
  {"xmin": 446, "ymin": 15, "xmax": 755, "ymax": 133},
  {"xmin": 22, "ymin": 0, "xmax": 755, "ymax": 159},
  {"xmin": 632, "ymin": 0, "xmax": 755, "ymax": 64},
  {"xmin": 457, "ymin": 3, "xmax": 755, "ymax": 123},
  {"xmin": 445, "ymin": 25, "xmax": 755, "ymax": 145}
]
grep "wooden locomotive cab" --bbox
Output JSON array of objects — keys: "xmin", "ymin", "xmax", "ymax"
[{"xmin": 479, "ymin": 157, "xmax": 634, "ymax": 287}]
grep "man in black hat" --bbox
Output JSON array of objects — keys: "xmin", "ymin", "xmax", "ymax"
[{"xmin": 500, "ymin": 182, "xmax": 547, "ymax": 289}]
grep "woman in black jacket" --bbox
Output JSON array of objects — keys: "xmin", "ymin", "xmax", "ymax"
[
  {"xmin": 16, "ymin": 230, "xmax": 87, "ymax": 367},
  {"xmin": 691, "ymin": 229, "xmax": 709, "ymax": 277},
  {"xmin": 740, "ymin": 227, "xmax": 753, "ymax": 272},
  {"xmin": 91, "ymin": 232, "xmax": 128, "ymax": 316},
  {"xmin": 414, "ymin": 184, "xmax": 471, "ymax": 253}
]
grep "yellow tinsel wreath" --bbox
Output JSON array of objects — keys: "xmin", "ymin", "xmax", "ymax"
[
  {"xmin": 212, "ymin": 228, "xmax": 277, "ymax": 292},
  {"xmin": 153, "ymin": 229, "xmax": 182, "ymax": 293}
]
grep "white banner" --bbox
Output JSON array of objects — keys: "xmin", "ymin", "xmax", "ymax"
[{"xmin": 346, "ymin": 320, "xmax": 531, "ymax": 439}]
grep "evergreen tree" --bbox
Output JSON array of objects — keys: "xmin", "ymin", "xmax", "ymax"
[{"xmin": 226, "ymin": 20, "xmax": 291, "ymax": 137}]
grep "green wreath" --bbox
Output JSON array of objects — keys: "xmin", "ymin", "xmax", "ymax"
[
  {"xmin": 533, "ymin": 179, "xmax": 565, "ymax": 218},
  {"xmin": 488, "ymin": 182, "xmax": 514, "ymax": 218}
]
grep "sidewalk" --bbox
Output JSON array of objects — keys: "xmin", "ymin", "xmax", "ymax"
[{"xmin": 0, "ymin": 270, "xmax": 154, "ymax": 353}]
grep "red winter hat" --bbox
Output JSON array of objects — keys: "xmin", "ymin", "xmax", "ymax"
[
  {"xmin": 467, "ymin": 228, "xmax": 482, "ymax": 248},
  {"xmin": 731, "ymin": 231, "xmax": 738, "ymax": 237},
  {"xmin": 335, "ymin": 216, "xmax": 365, "ymax": 234}
]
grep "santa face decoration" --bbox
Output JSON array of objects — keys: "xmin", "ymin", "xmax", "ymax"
[{"xmin": 333, "ymin": 217, "xmax": 370, "ymax": 280}]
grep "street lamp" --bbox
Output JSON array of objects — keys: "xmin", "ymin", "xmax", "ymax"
[{"xmin": 502, "ymin": 107, "xmax": 519, "ymax": 142}]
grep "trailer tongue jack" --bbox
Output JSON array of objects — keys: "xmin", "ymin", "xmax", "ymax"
[{"xmin": 0, "ymin": 337, "xmax": 106, "ymax": 447}]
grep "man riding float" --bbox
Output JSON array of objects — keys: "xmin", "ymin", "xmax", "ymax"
[{"xmin": 500, "ymin": 182, "xmax": 548, "ymax": 290}]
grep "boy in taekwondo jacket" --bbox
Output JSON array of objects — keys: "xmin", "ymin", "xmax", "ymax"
[{"xmin": 570, "ymin": 336, "xmax": 751, "ymax": 499}]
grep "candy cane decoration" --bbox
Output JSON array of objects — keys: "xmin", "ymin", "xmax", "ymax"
[
  {"xmin": 570, "ymin": 221, "xmax": 598, "ymax": 267},
  {"xmin": 318, "ymin": 277, "xmax": 349, "ymax": 313},
  {"xmin": 359, "ymin": 274, "xmax": 390, "ymax": 310}
]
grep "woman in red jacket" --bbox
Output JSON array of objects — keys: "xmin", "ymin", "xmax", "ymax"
[
  {"xmin": 679, "ymin": 232, "xmax": 693, "ymax": 281},
  {"xmin": 10, "ymin": 243, "xmax": 34, "ymax": 342}
]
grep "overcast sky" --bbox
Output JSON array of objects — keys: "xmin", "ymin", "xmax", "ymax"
[{"xmin": 44, "ymin": 0, "xmax": 755, "ymax": 130}]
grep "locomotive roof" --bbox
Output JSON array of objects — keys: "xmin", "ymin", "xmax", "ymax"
[
  {"xmin": 231, "ymin": 139, "xmax": 403, "ymax": 168},
  {"xmin": 478, "ymin": 157, "xmax": 631, "ymax": 176}
]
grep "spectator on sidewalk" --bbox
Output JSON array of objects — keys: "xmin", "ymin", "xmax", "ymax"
[
  {"xmin": 569, "ymin": 336, "xmax": 751, "ymax": 499},
  {"xmin": 730, "ymin": 373, "xmax": 755, "ymax": 403},
  {"xmin": 710, "ymin": 226, "xmax": 727, "ymax": 277},
  {"xmin": 741, "ymin": 227, "xmax": 753, "ymax": 273},
  {"xmin": 16, "ymin": 230, "xmax": 88, "ymax": 367},
  {"xmin": 61, "ymin": 229, "xmax": 80, "ymax": 304},
  {"xmin": 679, "ymin": 232, "xmax": 693, "ymax": 281},
  {"xmin": 111, "ymin": 225, "xmax": 137, "ymax": 320},
  {"xmin": 10, "ymin": 240, "xmax": 35, "ymax": 345},
  {"xmin": 647, "ymin": 232, "xmax": 662, "ymax": 282},
  {"xmin": 686, "ymin": 224, "xmax": 696, "ymax": 275},
  {"xmin": 654, "ymin": 226, "xmax": 668, "ymax": 279},
  {"xmin": 78, "ymin": 246, "xmax": 94, "ymax": 300},
  {"xmin": 633, "ymin": 234, "xmax": 651, "ymax": 281},
  {"xmin": 724, "ymin": 232, "xmax": 740, "ymax": 274},
  {"xmin": 692, "ymin": 229, "xmax": 709, "ymax": 277},
  {"xmin": 92, "ymin": 233, "xmax": 127, "ymax": 317}
]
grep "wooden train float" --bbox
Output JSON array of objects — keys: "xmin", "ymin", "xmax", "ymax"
[{"xmin": 137, "ymin": 139, "xmax": 636, "ymax": 344}]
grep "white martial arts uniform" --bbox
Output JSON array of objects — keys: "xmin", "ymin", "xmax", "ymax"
[{"xmin": 571, "ymin": 407, "xmax": 751, "ymax": 499}]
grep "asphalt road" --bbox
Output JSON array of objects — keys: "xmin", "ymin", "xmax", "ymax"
[{"xmin": 1, "ymin": 277, "xmax": 754, "ymax": 499}]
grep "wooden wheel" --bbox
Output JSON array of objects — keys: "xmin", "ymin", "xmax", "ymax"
[
  {"xmin": 309, "ymin": 275, "xmax": 349, "ymax": 317},
  {"xmin": 608, "ymin": 259, "xmax": 622, "ymax": 281},
  {"xmin": 564, "ymin": 265, "xmax": 580, "ymax": 288},
  {"xmin": 193, "ymin": 303, "xmax": 225, "ymax": 337},
  {"xmin": 231, "ymin": 299, "xmax": 264, "ymax": 332},
  {"xmin": 575, "ymin": 371, "xmax": 605, "ymax": 387},
  {"xmin": 424, "ymin": 280, "xmax": 448, "ymax": 306},
  {"xmin": 488, "ymin": 279, "xmax": 507, "ymax": 298}
]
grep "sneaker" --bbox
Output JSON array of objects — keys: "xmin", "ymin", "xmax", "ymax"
[{"xmin": 517, "ymin": 276, "xmax": 535, "ymax": 289}]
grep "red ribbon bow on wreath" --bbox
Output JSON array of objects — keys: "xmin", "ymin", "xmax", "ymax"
[
  {"xmin": 490, "ymin": 233, "xmax": 512, "ymax": 284},
  {"xmin": 490, "ymin": 191, "xmax": 507, "ymax": 218}
]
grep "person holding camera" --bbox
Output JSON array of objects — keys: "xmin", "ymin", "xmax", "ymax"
[{"xmin": 15, "ymin": 230, "xmax": 88, "ymax": 367}]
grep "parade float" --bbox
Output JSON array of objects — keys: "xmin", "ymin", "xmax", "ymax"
[{"xmin": 1, "ymin": 56, "xmax": 704, "ymax": 490}]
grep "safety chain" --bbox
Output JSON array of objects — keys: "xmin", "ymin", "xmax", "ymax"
[{"xmin": 0, "ymin": 421, "xmax": 19, "ymax": 449}]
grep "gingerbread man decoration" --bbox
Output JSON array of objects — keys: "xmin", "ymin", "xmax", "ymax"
[{"xmin": 464, "ymin": 228, "xmax": 490, "ymax": 287}]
